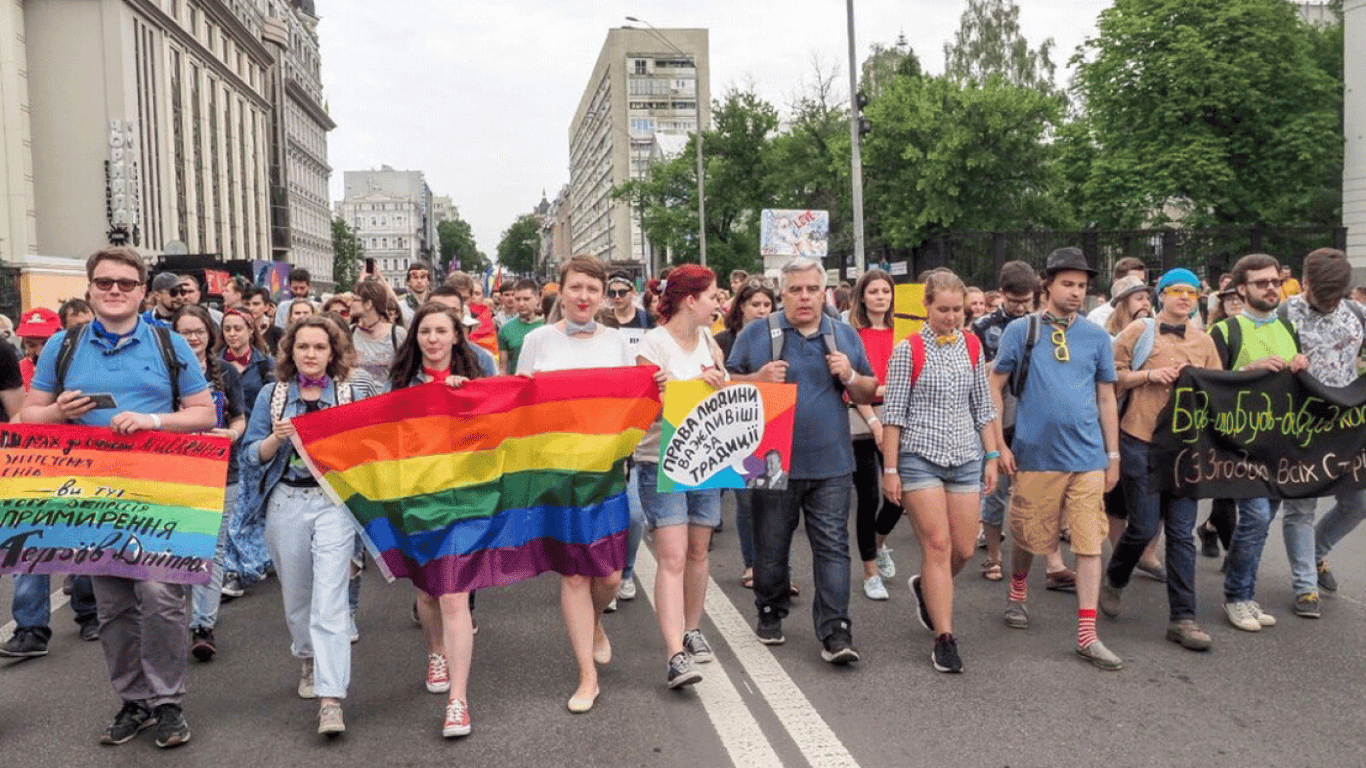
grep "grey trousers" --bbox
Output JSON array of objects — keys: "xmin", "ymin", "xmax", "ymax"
[{"xmin": 92, "ymin": 577, "xmax": 189, "ymax": 707}]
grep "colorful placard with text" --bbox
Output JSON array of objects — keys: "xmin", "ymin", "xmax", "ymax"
[{"xmin": 658, "ymin": 381, "xmax": 797, "ymax": 493}]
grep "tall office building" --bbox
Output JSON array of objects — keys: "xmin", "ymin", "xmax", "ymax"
[
  {"xmin": 568, "ymin": 27, "xmax": 709, "ymax": 273},
  {"xmin": 335, "ymin": 166, "xmax": 435, "ymax": 289}
]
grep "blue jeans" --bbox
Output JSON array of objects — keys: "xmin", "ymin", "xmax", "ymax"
[
  {"xmin": 622, "ymin": 463, "xmax": 646, "ymax": 580},
  {"xmin": 752, "ymin": 475, "xmax": 853, "ymax": 641},
  {"xmin": 1107, "ymin": 435, "xmax": 1198, "ymax": 620},
  {"xmin": 1315, "ymin": 489, "xmax": 1366, "ymax": 562},
  {"xmin": 11, "ymin": 573, "xmax": 97, "ymax": 639},
  {"xmin": 1285, "ymin": 489, "xmax": 1366, "ymax": 595},
  {"xmin": 190, "ymin": 483, "xmax": 237, "ymax": 630},
  {"xmin": 979, "ymin": 471, "xmax": 1011, "ymax": 528},
  {"xmin": 1223, "ymin": 497, "xmax": 1279, "ymax": 603}
]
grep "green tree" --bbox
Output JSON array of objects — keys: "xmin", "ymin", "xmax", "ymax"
[
  {"xmin": 1068, "ymin": 0, "xmax": 1342, "ymax": 228},
  {"xmin": 860, "ymin": 37, "xmax": 922, "ymax": 100},
  {"xmin": 943, "ymin": 0, "xmax": 1060, "ymax": 97},
  {"xmin": 437, "ymin": 217, "xmax": 489, "ymax": 275},
  {"xmin": 331, "ymin": 217, "xmax": 363, "ymax": 289},
  {"xmin": 496, "ymin": 214, "xmax": 542, "ymax": 275}
]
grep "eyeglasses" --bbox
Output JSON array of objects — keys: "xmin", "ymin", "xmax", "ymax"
[
  {"xmin": 91, "ymin": 277, "xmax": 143, "ymax": 292},
  {"xmin": 1247, "ymin": 278, "xmax": 1283, "ymax": 291},
  {"xmin": 170, "ymin": 287, "xmax": 191, "ymax": 297},
  {"xmin": 606, "ymin": 288, "xmax": 630, "ymax": 298},
  {"xmin": 1051, "ymin": 327, "xmax": 1070, "ymax": 363},
  {"xmin": 177, "ymin": 328, "xmax": 209, "ymax": 339},
  {"xmin": 1003, "ymin": 295, "xmax": 1033, "ymax": 309},
  {"xmin": 1162, "ymin": 287, "xmax": 1199, "ymax": 299}
]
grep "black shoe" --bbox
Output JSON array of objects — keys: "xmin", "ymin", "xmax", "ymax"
[
  {"xmin": 0, "ymin": 628, "xmax": 49, "ymax": 658},
  {"xmin": 190, "ymin": 627, "xmax": 217, "ymax": 662},
  {"xmin": 1198, "ymin": 524, "xmax": 1221, "ymax": 558},
  {"xmin": 666, "ymin": 652, "xmax": 702, "ymax": 688},
  {"xmin": 152, "ymin": 703, "xmax": 191, "ymax": 749},
  {"xmin": 755, "ymin": 613, "xmax": 785, "ymax": 645},
  {"xmin": 909, "ymin": 575, "xmax": 934, "ymax": 633},
  {"xmin": 100, "ymin": 701, "xmax": 156, "ymax": 746},
  {"xmin": 820, "ymin": 628, "xmax": 860, "ymax": 664},
  {"xmin": 932, "ymin": 633, "xmax": 963, "ymax": 673},
  {"xmin": 79, "ymin": 618, "xmax": 101, "ymax": 642}
]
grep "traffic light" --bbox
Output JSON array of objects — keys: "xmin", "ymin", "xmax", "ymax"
[{"xmin": 856, "ymin": 90, "xmax": 871, "ymax": 138}]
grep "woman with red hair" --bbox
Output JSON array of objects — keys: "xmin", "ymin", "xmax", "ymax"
[{"xmin": 632, "ymin": 264, "xmax": 728, "ymax": 689}]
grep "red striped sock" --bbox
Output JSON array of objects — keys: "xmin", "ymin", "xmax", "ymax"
[
  {"xmin": 1078, "ymin": 608, "xmax": 1098, "ymax": 648},
  {"xmin": 1009, "ymin": 573, "xmax": 1028, "ymax": 603}
]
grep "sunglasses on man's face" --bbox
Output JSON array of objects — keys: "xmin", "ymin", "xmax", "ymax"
[
  {"xmin": 91, "ymin": 277, "xmax": 144, "ymax": 292},
  {"xmin": 607, "ymin": 287, "xmax": 631, "ymax": 298},
  {"xmin": 1247, "ymin": 278, "xmax": 1283, "ymax": 291}
]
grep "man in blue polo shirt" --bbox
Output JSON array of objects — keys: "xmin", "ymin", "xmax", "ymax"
[
  {"xmin": 23, "ymin": 246, "xmax": 215, "ymax": 749},
  {"xmin": 727, "ymin": 257, "xmax": 877, "ymax": 664}
]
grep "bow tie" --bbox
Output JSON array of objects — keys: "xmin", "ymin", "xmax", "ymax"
[
  {"xmin": 1042, "ymin": 312, "xmax": 1073, "ymax": 329},
  {"xmin": 565, "ymin": 318, "xmax": 597, "ymax": 335},
  {"xmin": 935, "ymin": 333, "xmax": 958, "ymax": 346},
  {"xmin": 1240, "ymin": 310, "xmax": 1278, "ymax": 329},
  {"xmin": 224, "ymin": 349, "xmax": 252, "ymax": 367},
  {"xmin": 423, "ymin": 366, "xmax": 450, "ymax": 382},
  {"xmin": 297, "ymin": 373, "xmax": 330, "ymax": 390},
  {"xmin": 1159, "ymin": 323, "xmax": 1186, "ymax": 338}
]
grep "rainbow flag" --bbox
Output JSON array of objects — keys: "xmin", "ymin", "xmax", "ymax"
[
  {"xmin": 0, "ymin": 424, "xmax": 229, "ymax": 584},
  {"xmin": 290, "ymin": 368, "xmax": 661, "ymax": 596}
]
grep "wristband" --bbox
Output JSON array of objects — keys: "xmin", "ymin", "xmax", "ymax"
[
  {"xmin": 841, "ymin": 370, "xmax": 856, "ymax": 386},
  {"xmin": 1107, "ymin": 451, "xmax": 1120, "ymax": 459},
  {"xmin": 983, "ymin": 450, "xmax": 1001, "ymax": 461},
  {"xmin": 883, "ymin": 468, "xmax": 898, "ymax": 475},
  {"xmin": 867, "ymin": 417, "xmax": 880, "ymax": 425},
  {"xmin": 150, "ymin": 413, "xmax": 162, "ymax": 430}
]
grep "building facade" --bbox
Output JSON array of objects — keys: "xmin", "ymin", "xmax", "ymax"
[
  {"xmin": 335, "ymin": 166, "xmax": 435, "ymax": 289},
  {"xmin": 1347, "ymin": 0, "xmax": 1364, "ymax": 276},
  {"xmin": 568, "ymin": 27, "xmax": 709, "ymax": 275}
]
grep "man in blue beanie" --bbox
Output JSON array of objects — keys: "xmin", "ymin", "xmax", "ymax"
[{"xmin": 1099, "ymin": 267, "xmax": 1221, "ymax": 651}]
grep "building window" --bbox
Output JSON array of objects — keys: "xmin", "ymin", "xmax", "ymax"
[{"xmin": 633, "ymin": 59, "xmax": 647, "ymax": 75}]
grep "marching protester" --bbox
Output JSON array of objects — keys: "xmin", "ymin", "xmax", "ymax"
[
  {"xmin": 242, "ymin": 315, "xmax": 375, "ymax": 735},
  {"xmin": 726, "ymin": 256, "xmax": 878, "ymax": 664},
  {"xmin": 15, "ymin": 307, "xmax": 61, "ymax": 393},
  {"xmin": 245, "ymin": 287, "xmax": 284, "ymax": 354},
  {"xmin": 516, "ymin": 254, "xmax": 634, "ymax": 713},
  {"xmin": 349, "ymin": 279, "xmax": 406, "ymax": 391},
  {"xmin": 881, "ymin": 270, "xmax": 998, "ymax": 673},
  {"xmin": 173, "ymin": 305, "xmax": 247, "ymax": 663},
  {"xmin": 59, "ymin": 297, "xmax": 95, "ymax": 330},
  {"xmin": 389, "ymin": 303, "xmax": 495, "ymax": 737},
  {"xmin": 1196, "ymin": 286, "xmax": 1247, "ymax": 558},
  {"xmin": 1099, "ymin": 268, "xmax": 1219, "ymax": 651},
  {"xmin": 399, "ymin": 261, "xmax": 435, "ymax": 324},
  {"xmin": 178, "ymin": 274, "xmax": 221, "ymax": 324},
  {"xmin": 632, "ymin": 264, "xmax": 727, "ymax": 689},
  {"xmin": 988, "ymin": 247, "xmax": 1124, "ymax": 671},
  {"xmin": 1277, "ymin": 248, "xmax": 1364, "ymax": 617},
  {"xmin": 286, "ymin": 299, "xmax": 316, "ymax": 327},
  {"xmin": 221, "ymin": 276, "xmax": 250, "ymax": 314},
  {"xmin": 1208, "ymin": 253, "xmax": 1307, "ymax": 631},
  {"xmin": 1087, "ymin": 257, "xmax": 1147, "ymax": 329},
  {"xmin": 272, "ymin": 268, "xmax": 315, "ymax": 329},
  {"xmin": 713, "ymin": 279, "xmax": 777, "ymax": 589},
  {"xmin": 496, "ymin": 278, "xmax": 544, "ymax": 375},
  {"xmin": 847, "ymin": 269, "xmax": 904, "ymax": 601},
  {"xmin": 22, "ymin": 246, "xmax": 215, "ymax": 747},
  {"xmin": 218, "ymin": 307, "xmax": 276, "ymax": 599},
  {"xmin": 143, "ymin": 272, "xmax": 184, "ymax": 327}
]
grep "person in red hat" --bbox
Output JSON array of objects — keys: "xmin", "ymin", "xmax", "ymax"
[{"xmin": 15, "ymin": 307, "xmax": 62, "ymax": 391}]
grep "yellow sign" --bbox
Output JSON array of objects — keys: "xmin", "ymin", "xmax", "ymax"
[{"xmin": 892, "ymin": 283, "xmax": 926, "ymax": 345}]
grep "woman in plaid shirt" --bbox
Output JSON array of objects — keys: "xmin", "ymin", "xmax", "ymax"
[{"xmin": 880, "ymin": 271, "xmax": 1000, "ymax": 673}]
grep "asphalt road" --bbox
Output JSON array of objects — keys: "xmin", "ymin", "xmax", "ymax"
[{"xmin": 2, "ymin": 496, "xmax": 1365, "ymax": 767}]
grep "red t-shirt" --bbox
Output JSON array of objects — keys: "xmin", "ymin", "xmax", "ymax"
[
  {"xmin": 19, "ymin": 356, "xmax": 35, "ymax": 391},
  {"xmin": 858, "ymin": 326, "xmax": 894, "ymax": 386}
]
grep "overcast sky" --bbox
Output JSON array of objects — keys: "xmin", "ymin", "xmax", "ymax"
[{"xmin": 318, "ymin": 0, "xmax": 1114, "ymax": 260}]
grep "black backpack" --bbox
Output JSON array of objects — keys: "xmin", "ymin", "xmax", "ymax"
[
  {"xmin": 53, "ymin": 323, "xmax": 187, "ymax": 410},
  {"xmin": 1008, "ymin": 314, "xmax": 1043, "ymax": 398}
]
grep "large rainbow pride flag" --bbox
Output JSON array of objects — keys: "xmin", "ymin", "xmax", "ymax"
[{"xmin": 290, "ymin": 368, "xmax": 661, "ymax": 596}]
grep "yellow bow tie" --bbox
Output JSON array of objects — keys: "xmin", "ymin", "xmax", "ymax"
[{"xmin": 935, "ymin": 333, "xmax": 957, "ymax": 346}]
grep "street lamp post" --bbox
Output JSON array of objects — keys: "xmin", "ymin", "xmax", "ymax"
[
  {"xmin": 845, "ymin": 0, "xmax": 866, "ymax": 274},
  {"xmin": 625, "ymin": 17, "xmax": 706, "ymax": 268}
]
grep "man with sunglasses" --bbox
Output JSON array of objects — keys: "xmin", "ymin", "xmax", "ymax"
[
  {"xmin": 1099, "ymin": 268, "xmax": 1220, "ymax": 651},
  {"xmin": 142, "ymin": 272, "xmax": 184, "ymax": 327},
  {"xmin": 988, "ymin": 247, "xmax": 1124, "ymax": 670},
  {"xmin": 22, "ymin": 246, "xmax": 215, "ymax": 749},
  {"xmin": 1208, "ymin": 253, "xmax": 1307, "ymax": 631},
  {"xmin": 603, "ymin": 272, "xmax": 654, "ymax": 352}
]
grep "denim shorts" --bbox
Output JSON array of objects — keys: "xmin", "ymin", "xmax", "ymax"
[
  {"xmin": 636, "ymin": 461, "xmax": 722, "ymax": 529},
  {"xmin": 898, "ymin": 453, "xmax": 982, "ymax": 494}
]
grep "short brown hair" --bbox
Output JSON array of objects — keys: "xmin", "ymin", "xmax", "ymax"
[
  {"xmin": 560, "ymin": 255, "xmax": 608, "ymax": 290},
  {"xmin": 353, "ymin": 280, "xmax": 392, "ymax": 321},
  {"xmin": 1230, "ymin": 253, "xmax": 1280, "ymax": 290},
  {"xmin": 86, "ymin": 246, "xmax": 147, "ymax": 283},
  {"xmin": 444, "ymin": 271, "xmax": 474, "ymax": 298},
  {"xmin": 275, "ymin": 316, "xmax": 353, "ymax": 383},
  {"xmin": 997, "ymin": 260, "xmax": 1039, "ymax": 297},
  {"xmin": 1303, "ymin": 248, "xmax": 1351, "ymax": 308},
  {"xmin": 1112, "ymin": 257, "xmax": 1146, "ymax": 283}
]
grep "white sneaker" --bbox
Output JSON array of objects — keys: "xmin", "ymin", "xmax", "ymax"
[
  {"xmin": 874, "ymin": 546, "xmax": 896, "ymax": 579},
  {"xmin": 863, "ymin": 575, "xmax": 889, "ymax": 601},
  {"xmin": 618, "ymin": 577, "xmax": 637, "ymax": 601},
  {"xmin": 1224, "ymin": 601, "xmax": 1261, "ymax": 632},
  {"xmin": 1249, "ymin": 601, "xmax": 1276, "ymax": 627},
  {"xmin": 604, "ymin": 598, "xmax": 618, "ymax": 614},
  {"xmin": 298, "ymin": 658, "xmax": 317, "ymax": 699}
]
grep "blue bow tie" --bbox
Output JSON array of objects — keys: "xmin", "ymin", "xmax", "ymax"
[
  {"xmin": 1240, "ymin": 310, "xmax": 1278, "ymax": 329},
  {"xmin": 565, "ymin": 319, "xmax": 597, "ymax": 335}
]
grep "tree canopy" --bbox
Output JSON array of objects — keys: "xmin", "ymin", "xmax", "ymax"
[
  {"xmin": 330, "ymin": 217, "xmax": 363, "ymax": 289},
  {"xmin": 437, "ymin": 217, "xmax": 489, "ymax": 276},
  {"xmin": 496, "ymin": 214, "xmax": 542, "ymax": 275}
]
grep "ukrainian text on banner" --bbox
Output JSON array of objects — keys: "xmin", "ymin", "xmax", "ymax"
[
  {"xmin": 290, "ymin": 368, "xmax": 661, "ymax": 597},
  {"xmin": 1150, "ymin": 368, "xmax": 1366, "ymax": 499},
  {"xmin": 658, "ymin": 381, "xmax": 797, "ymax": 493},
  {"xmin": 0, "ymin": 425, "xmax": 229, "ymax": 583}
]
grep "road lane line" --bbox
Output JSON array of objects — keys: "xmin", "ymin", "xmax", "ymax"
[
  {"xmin": 633, "ymin": 547, "xmax": 786, "ymax": 768},
  {"xmin": 636, "ymin": 545, "xmax": 861, "ymax": 768},
  {"xmin": 0, "ymin": 587, "xmax": 70, "ymax": 641}
]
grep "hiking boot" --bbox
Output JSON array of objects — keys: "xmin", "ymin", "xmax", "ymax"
[
  {"xmin": 1165, "ymin": 620, "xmax": 1212, "ymax": 651},
  {"xmin": 1293, "ymin": 592, "xmax": 1321, "ymax": 619},
  {"xmin": 821, "ymin": 629, "xmax": 860, "ymax": 664},
  {"xmin": 682, "ymin": 629, "xmax": 714, "ymax": 663},
  {"xmin": 100, "ymin": 701, "xmax": 156, "ymax": 745},
  {"xmin": 1003, "ymin": 600, "xmax": 1029, "ymax": 629},
  {"xmin": 1076, "ymin": 639, "xmax": 1123, "ymax": 670},
  {"xmin": 1099, "ymin": 579, "xmax": 1123, "ymax": 619},
  {"xmin": 755, "ymin": 613, "xmax": 784, "ymax": 645},
  {"xmin": 0, "ymin": 628, "xmax": 49, "ymax": 658},
  {"xmin": 152, "ymin": 703, "xmax": 190, "ymax": 749},
  {"xmin": 190, "ymin": 626, "xmax": 217, "ymax": 662},
  {"xmin": 874, "ymin": 545, "xmax": 896, "ymax": 578},
  {"xmin": 1317, "ymin": 560, "xmax": 1338, "ymax": 592},
  {"xmin": 909, "ymin": 575, "xmax": 933, "ymax": 632},
  {"xmin": 667, "ymin": 651, "xmax": 702, "ymax": 688},
  {"xmin": 1224, "ymin": 601, "xmax": 1262, "ymax": 632},
  {"xmin": 931, "ymin": 634, "xmax": 963, "ymax": 673}
]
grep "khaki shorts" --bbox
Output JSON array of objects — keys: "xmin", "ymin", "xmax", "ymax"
[{"xmin": 1008, "ymin": 470, "xmax": 1107, "ymax": 557}]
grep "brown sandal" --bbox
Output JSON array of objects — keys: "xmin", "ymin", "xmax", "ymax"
[{"xmin": 981, "ymin": 559, "xmax": 1003, "ymax": 582}]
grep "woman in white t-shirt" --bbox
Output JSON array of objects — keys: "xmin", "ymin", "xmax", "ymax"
[
  {"xmin": 632, "ymin": 264, "xmax": 727, "ymax": 689},
  {"xmin": 516, "ymin": 256, "xmax": 633, "ymax": 714}
]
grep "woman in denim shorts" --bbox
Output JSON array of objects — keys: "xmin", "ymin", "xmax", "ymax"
[
  {"xmin": 632, "ymin": 265, "xmax": 728, "ymax": 690},
  {"xmin": 880, "ymin": 271, "xmax": 1000, "ymax": 674}
]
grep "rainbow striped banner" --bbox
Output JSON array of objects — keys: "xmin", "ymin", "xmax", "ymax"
[
  {"xmin": 0, "ymin": 425, "xmax": 229, "ymax": 584},
  {"xmin": 290, "ymin": 368, "xmax": 661, "ymax": 596}
]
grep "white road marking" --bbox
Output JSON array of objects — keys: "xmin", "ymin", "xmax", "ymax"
[
  {"xmin": 635, "ymin": 545, "xmax": 862, "ymax": 768},
  {"xmin": 0, "ymin": 587, "xmax": 70, "ymax": 641}
]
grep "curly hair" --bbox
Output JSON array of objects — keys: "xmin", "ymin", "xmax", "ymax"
[{"xmin": 275, "ymin": 316, "xmax": 353, "ymax": 383}]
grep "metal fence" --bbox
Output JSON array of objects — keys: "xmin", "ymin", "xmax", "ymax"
[{"xmin": 860, "ymin": 225, "xmax": 1348, "ymax": 290}]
